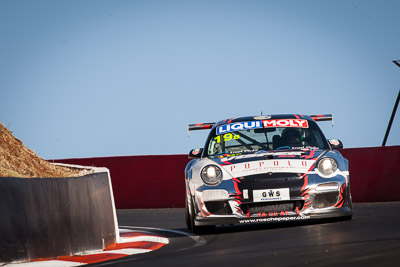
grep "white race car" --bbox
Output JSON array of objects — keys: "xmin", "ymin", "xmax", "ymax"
[{"xmin": 185, "ymin": 114, "xmax": 352, "ymax": 233}]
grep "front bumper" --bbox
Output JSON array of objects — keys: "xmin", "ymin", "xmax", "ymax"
[
  {"xmin": 194, "ymin": 205, "xmax": 352, "ymax": 226},
  {"xmin": 191, "ymin": 172, "xmax": 352, "ymax": 226}
]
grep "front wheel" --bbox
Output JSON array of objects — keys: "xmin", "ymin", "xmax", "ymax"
[
  {"xmin": 185, "ymin": 195, "xmax": 192, "ymax": 231},
  {"xmin": 186, "ymin": 195, "xmax": 215, "ymax": 234}
]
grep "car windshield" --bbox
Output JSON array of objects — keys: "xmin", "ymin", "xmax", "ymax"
[{"xmin": 206, "ymin": 120, "xmax": 329, "ymax": 156}]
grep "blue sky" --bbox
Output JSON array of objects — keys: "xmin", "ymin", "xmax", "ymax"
[{"xmin": 1, "ymin": 0, "xmax": 399, "ymax": 159}]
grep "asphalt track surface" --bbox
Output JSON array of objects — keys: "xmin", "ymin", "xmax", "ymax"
[{"xmin": 90, "ymin": 202, "xmax": 400, "ymax": 267}]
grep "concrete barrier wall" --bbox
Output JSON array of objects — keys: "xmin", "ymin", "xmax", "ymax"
[
  {"xmin": 55, "ymin": 155, "xmax": 189, "ymax": 209},
  {"xmin": 0, "ymin": 172, "xmax": 117, "ymax": 263},
  {"xmin": 55, "ymin": 146, "xmax": 400, "ymax": 209}
]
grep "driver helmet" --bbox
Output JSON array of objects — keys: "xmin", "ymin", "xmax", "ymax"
[{"xmin": 281, "ymin": 128, "xmax": 301, "ymax": 145}]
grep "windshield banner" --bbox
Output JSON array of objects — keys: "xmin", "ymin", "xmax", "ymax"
[{"xmin": 216, "ymin": 119, "xmax": 309, "ymax": 135}]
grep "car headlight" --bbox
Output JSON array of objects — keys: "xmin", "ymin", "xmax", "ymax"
[
  {"xmin": 317, "ymin": 158, "xmax": 338, "ymax": 177},
  {"xmin": 201, "ymin": 165, "xmax": 223, "ymax": 185}
]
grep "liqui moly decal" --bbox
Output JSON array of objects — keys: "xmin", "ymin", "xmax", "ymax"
[
  {"xmin": 216, "ymin": 121, "xmax": 262, "ymax": 135},
  {"xmin": 263, "ymin": 119, "xmax": 309, "ymax": 128}
]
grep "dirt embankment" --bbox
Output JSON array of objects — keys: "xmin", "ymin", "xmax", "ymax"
[{"xmin": 0, "ymin": 123, "xmax": 82, "ymax": 178}]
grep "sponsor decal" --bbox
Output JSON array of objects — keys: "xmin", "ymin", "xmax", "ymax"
[
  {"xmin": 291, "ymin": 146, "xmax": 319, "ymax": 150},
  {"xmin": 216, "ymin": 121, "xmax": 262, "ymax": 135},
  {"xmin": 265, "ymin": 211, "xmax": 289, "ymax": 217},
  {"xmin": 256, "ymin": 211, "xmax": 292, "ymax": 217},
  {"xmin": 263, "ymin": 119, "xmax": 309, "ymax": 128},
  {"xmin": 239, "ymin": 215, "xmax": 311, "ymax": 223},
  {"xmin": 221, "ymin": 159, "xmax": 314, "ymax": 176},
  {"xmin": 216, "ymin": 119, "xmax": 309, "ymax": 135},
  {"xmin": 219, "ymin": 151, "xmax": 304, "ymax": 162},
  {"xmin": 253, "ymin": 188, "xmax": 290, "ymax": 202},
  {"xmin": 216, "ymin": 152, "xmax": 244, "ymax": 159}
]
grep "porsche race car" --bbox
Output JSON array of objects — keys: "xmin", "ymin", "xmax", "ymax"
[{"xmin": 185, "ymin": 114, "xmax": 352, "ymax": 233}]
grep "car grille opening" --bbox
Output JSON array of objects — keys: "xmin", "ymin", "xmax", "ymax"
[
  {"xmin": 204, "ymin": 201, "xmax": 232, "ymax": 215},
  {"xmin": 312, "ymin": 192, "xmax": 339, "ymax": 209},
  {"xmin": 242, "ymin": 173, "xmax": 305, "ymax": 183},
  {"xmin": 242, "ymin": 201, "xmax": 304, "ymax": 214}
]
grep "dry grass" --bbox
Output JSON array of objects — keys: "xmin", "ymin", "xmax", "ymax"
[{"xmin": 0, "ymin": 122, "xmax": 83, "ymax": 178}]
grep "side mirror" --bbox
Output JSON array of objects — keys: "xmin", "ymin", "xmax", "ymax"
[
  {"xmin": 189, "ymin": 148, "xmax": 203, "ymax": 159},
  {"xmin": 328, "ymin": 139, "xmax": 343, "ymax": 149}
]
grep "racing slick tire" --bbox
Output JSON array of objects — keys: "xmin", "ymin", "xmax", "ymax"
[
  {"xmin": 185, "ymin": 195, "xmax": 193, "ymax": 231},
  {"xmin": 186, "ymin": 195, "xmax": 215, "ymax": 235}
]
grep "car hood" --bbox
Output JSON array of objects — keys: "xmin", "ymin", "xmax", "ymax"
[{"xmin": 208, "ymin": 149, "xmax": 330, "ymax": 177}]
